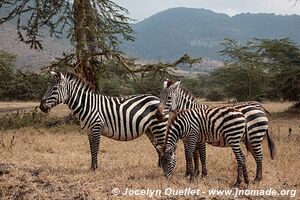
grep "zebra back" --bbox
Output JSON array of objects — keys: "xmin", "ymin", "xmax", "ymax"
[
  {"xmin": 40, "ymin": 72, "xmax": 168, "ymax": 142},
  {"xmin": 233, "ymin": 101, "xmax": 271, "ymax": 115},
  {"xmin": 165, "ymin": 107, "xmax": 246, "ymax": 148}
]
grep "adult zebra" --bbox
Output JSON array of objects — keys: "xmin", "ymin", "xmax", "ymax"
[
  {"xmin": 156, "ymin": 80, "xmax": 275, "ymax": 182},
  {"xmin": 158, "ymin": 107, "xmax": 248, "ymax": 187},
  {"xmin": 39, "ymin": 72, "xmax": 168, "ymax": 170}
]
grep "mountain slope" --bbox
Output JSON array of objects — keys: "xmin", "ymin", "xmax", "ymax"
[
  {"xmin": 121, "ymin": 7, "xmax": 300, "ymax": 61},
  {"xmin": 1, "ymin": 7, "xmax": 299, "ymax": 69},
  {"xmin": 0, "ymin": 6, "xmax": 72, "ymax": 70},
  {"xmin": 0, "ymin": 23, "xmax": 72, "ymax": 70}
]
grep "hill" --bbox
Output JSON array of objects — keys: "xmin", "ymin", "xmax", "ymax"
[
  {"xmin": 1, "ymin": 7, "xmax": 299, "ymax": 71},
  {"xmin": 121, "ymin": 7, "xmax": 300, "ymax": 61},
  {"xmin": 0, "ymin": 22, "xmax": 71, "ymax": 70}
]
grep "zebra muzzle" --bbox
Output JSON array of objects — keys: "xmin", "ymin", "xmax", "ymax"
[{"xmin": 39, "ymin": 100, "xmax": 50, "ymax": 113}]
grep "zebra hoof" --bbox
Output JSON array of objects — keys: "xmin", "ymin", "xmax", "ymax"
[
  {"xmin": 244, "ymin": 177, "xmax": 250, "ymax": 185},
  {"xmin": 202, "ymin": 172, "xmax": 207, "ymax": 177},
  {"xmin": 253, "ymin": 178, "xmax": 262, "ymax": 184},
  {"xmin": 91, "ymin": 164, "xmax": 98, "ymax": 171},
  {"xmin": 194, "ymin": 170, "xmax": 200, "ymax": 178},
  {"xmin": 254, "ymin": 177, "xmax": 262, "ymax": 182},
  {"xmin": 158, "ymin": 162, "xmax": 162, "ymax": 168},
  {"xmin": 185, "ymin": 171, "xmax": 190, "ymax": 177},
  {"xmin": 189, "ymin": 176, "xmax": 195, "ymax": 182},
  {"xmin": 233, "ymin": 181, "xmax": 241, "ymax": 188}
]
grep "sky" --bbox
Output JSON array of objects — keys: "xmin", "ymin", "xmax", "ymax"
[{"xmin": 114, "ymin": 0, "xmax": 300, "ymax": 21}]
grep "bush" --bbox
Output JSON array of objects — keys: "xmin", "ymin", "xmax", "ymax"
[
  {"xmin": 0, "ymin": 109, "xmax": 59, "ymax": 130},
  {"xmin": 181, "ymin": 76, "xmax": 208, "ymax": 97},
  {"xmin": 0, "ymin": 51, "xmax": 51, "ymax": 101}
]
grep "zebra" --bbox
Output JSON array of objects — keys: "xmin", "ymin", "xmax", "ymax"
[
  {"xmin": 39, "ymin": 72, "xmax": 168, "ymax": 170},
  {"xmin": 233, "ymin": 101, "xmax": 271, "ymax": 115},
  {"xmin": 156, "ymin": 80, "xmax": 275, "ymax": 182},
  {"xmin": 158, "ymin": 107, "xmax": 249, "ymax": 187}
]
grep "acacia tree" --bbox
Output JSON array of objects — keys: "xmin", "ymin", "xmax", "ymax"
[
  {"xmin": 0, "ymin": 0, "xmax": 200, "ymax": 91},
  {"xmin": 216, "ymin": 38, "xmax": 300, "ymax": 109},
  {"xmin": 259, "ymin": 38, "xmax": 300, "ymax": 109},
  {"xmin": 217, "ymin": 39, "xmax": 268, "ymax": 101},
  {"xmin": 0, "ymin": 0, "xmax": 134, "ymax": 89}
]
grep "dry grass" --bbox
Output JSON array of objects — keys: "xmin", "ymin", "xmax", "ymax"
[{"xmin": 0, "ymin": 102, "xmax": 299, "ymax": 199}]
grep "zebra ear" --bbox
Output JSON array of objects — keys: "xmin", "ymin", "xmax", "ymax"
[
  {"xmin": 157, "ymin": 145, "xmax": 164, "ymax": 153},
  {"xmin": 163, "ymin": 79, "xmax": 176, "ymax": 89},
  {"xmin": 50, "ymin": 71, "xmax": 59, "ymax": 79},
  {"xmin": 163, "ymin": 79, "xmax": 168, "ymax": 89},
  {"xmin": 58, "ymin": 72, "xmax": 65, "ymax": 80}
]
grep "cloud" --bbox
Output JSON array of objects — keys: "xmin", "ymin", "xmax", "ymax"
[{"xmin": 114, "ymin": 0, "xmax": 300, "ymax": 20}]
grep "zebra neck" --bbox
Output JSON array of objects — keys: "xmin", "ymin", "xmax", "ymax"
[
  {"xmin": 166, "ymin": 129, "xmax": 180, "ymax": 148},
  {"xmin": 66, "ymin": 82, "xmax": 95, "ymax": 121},
  {"xmin": 177, "ymin": 98, "xmax": 198, "ymax": 110},
  {"xmin": 178, "ymin": 97, "xmax": 209, "ymax": 110}
]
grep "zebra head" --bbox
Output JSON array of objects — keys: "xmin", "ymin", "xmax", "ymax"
[
  {"xmin": 157, "ymin": 145, "xmax": 177, "ymax": 178},
  {"xmin": 155, "ymin": 80, "xmax": 181, "ymax": 121},
  {"xmin": 39, "ymin": 71, "xmax": 70, "ymax": 113}
]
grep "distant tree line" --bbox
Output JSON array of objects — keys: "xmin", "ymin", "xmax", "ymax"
[
  {"xmin": 1, "ymin": 38, "xmax": 299, "ymax": 111},
  {"xmin": 181, "ymin": 38, "xmax": 300, "ymax": 109},
  {"xmin": 0, "ymin": 50, "xmax": 175, "ymax": 100}
]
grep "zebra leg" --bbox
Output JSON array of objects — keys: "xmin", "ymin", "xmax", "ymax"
[
  {"xmin": 145, "ymin": 131, "xmax": 162, "ymax": 167},
  {"xmin": 198, "ymin": 142, "xmax": 208, "ymax": 177},
  {"xmin": 246, "ymin": 132, "xmax": 264, "ymax": 182},
  {"xmin": 231, "ymin": 144, "xmax": 246, "ymax": 188},
  {"xmin": 88, "ymin": 125, "xmax": 102, "ymax": 171},
  {"xmin": 193, "ymin": 149, "xmax": 200, "ymax": 178},
  {"xmin": 184, "ymin": 141, "xmax": 197, "ymax": 182},
  {"xmin": 241, "ymin": 151, "xmax": 249, "ymax": 185},
  {"xmin": 251, "ymin": 143, "xmax": 263, "ymax": 182},
  {"xmin": 183, "ymin": 141, "xmax": 191, "ymax": 177}
]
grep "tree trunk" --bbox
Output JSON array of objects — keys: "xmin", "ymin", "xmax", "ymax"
[{"xmin": 73, "ymin": 0, "xmax": 96, "ymax": 91}]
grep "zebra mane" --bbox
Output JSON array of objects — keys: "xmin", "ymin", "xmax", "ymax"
[
  {"xmin": 165, "ymin": 79, "xmax": 196, "ymax": 101},
  {"xmin": 65, "ymin": 72, "xmax": 94, "ymax": 93},
  {"xmin": 163, "ymin": 110, "xmax": 184, "ymax": 149},
  {"xmin": 177, "ymin": 86, "xmax": 196, "ymax": 101}
]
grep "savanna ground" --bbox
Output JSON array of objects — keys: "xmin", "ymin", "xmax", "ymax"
[{"xmin": 0, "ymin": 101, "xmax": 299, "ymax": 199}]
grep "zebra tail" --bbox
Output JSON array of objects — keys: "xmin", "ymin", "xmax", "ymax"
[
  {"xmin": 266, "ymin": 129, "xmax": 276, "ymax": 160},
  {"xmin": 244, "ymin": 124, "xmax": 252, "ymax": 152}
]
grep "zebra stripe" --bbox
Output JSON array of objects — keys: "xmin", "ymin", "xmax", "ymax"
[
  {"xmin": 159, "ymin": 107, "xmax": 248, "ymax": 187},
  {"xmin": 233, "ymin": 101, "xmax": 271, "ymax": 115},
  {"xmin": 157, "ymin": 80, "xmax": 275, "ymax": 182},
  {"xmin": 40, "ymin": 72, "xmax": 168, "ymax": 170}
]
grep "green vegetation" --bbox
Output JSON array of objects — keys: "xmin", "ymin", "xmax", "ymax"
[
  {"xmin": 1, "ymin": 37, "xmax": 299, "ymax": 107},
  {"xmin": 0, "ymin": 108, "xmax": 82, "ymax": 131},
  {"xmin": 179, "ymin": 38, "xmax": 300, "ymax": 110},
  {"xmin": 0, "ymin": 50, "xmax": 51, "ymax": 101},
  {"xmin": 0, "ymin": 108, "xmax": 57, "ymax": 130}
]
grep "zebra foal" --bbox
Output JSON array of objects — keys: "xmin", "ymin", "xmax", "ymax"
[
  {"xmin": 39, "ymin": 72, "xmax": 168, "ymax": 170},
  {"xmin": 158, "ymin": 107, "xmax": 249, "ymax": 187}
]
